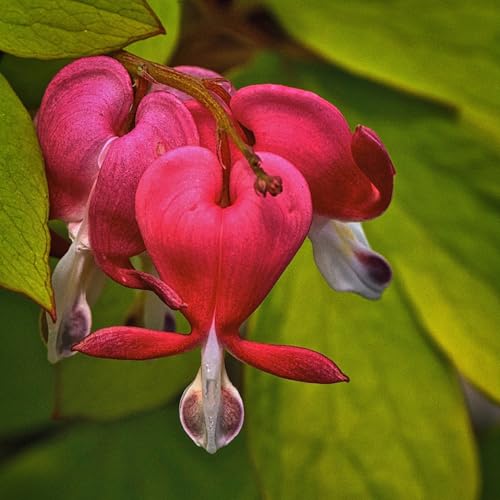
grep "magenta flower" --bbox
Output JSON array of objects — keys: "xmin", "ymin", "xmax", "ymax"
[
  {"xmin": 75, "ymin": 146, "xmax": 347, "ymax": 452},
  {"xmin": 37, "ymin": 56, "xmax": 199, "ymax": 362},
  {"xmin": 37, "ymin": 54, "xmax": 395, "ymax": 452}
]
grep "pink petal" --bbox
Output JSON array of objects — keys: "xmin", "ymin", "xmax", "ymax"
[
  {"xmin": 351, "ymin": 125, "xmax": 395, "ymax": 217},
  {"xmin": 37, "ymin": 56, "xmax": 133, "ymax": 222},
  {"xmin": 74, "ymin": 327, "xmax": 202, "ymax": 360},
  {"xmin": 223, "ymin": 336, "xmax": 348, "ymax": 384},
  {"xmin": 231, "ymin": 84, "xmax": 395, "ymax": 221},
  {"xmin": 136, "ymin": 146, "xmax": 223, "ymax": 331},
  {"xmin": 216, "ymin": 152, "xmax": 313, "ymax": 330},
  {"xmin": 89, "ymin": 91, "xmax": 199, "ymax": 307},
  {"xmin": 136, "ymin": 147, "xmax": 312, "ymax": 331},
  {"xmin": 184, "ymin": 100, "xmax": 219, "ymax": 155}
]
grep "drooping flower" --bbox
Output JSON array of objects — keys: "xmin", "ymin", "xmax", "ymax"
[
  {"xmin": 37, "ymin": 53, "xmax": 394, "ymax": 454},
  {"xmin": 75, "ymin": 146, "xmax": 348, "ymax": 452},
  {"xmin": 37, "ymin": 56, "xmax": 199, "ymax": 362}
]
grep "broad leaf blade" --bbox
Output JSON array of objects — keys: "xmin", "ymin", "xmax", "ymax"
[
  {"xmin": 0, "ymin": 0, "xmax": 164, "ymax": 59},
  {"xmin": 371, "ymin": 204, "xmax": 500, "ymax": 401},
  {"xmin": 246, "ymin": 245, "xmax": 478, "ymax": 499},
  {"xmin": 0, "ymin": 72, "xmax": 53, "ymax": 312},
  {"xmin": 263, "ymin": 0, "xmax": 500, "ymax": 140}
]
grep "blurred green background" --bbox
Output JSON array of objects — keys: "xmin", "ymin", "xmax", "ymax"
[{"xmin": 0, "ymin": 0, "xmax": 499, "ymax": 498}]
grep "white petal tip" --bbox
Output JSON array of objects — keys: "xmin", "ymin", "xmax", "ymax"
[
  {"xmin": 179, "ymin": 369, "xmax": 244, "ymax": 454},
  {"xmin": 309, "ymin": 217, "xmax": 392, "ymax": 300}
]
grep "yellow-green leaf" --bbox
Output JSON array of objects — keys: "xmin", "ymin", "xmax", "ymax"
[
  {"xmin": 0, "ymin": 404, "xmax": 260, "ymax": 500},
  {"xmin": 0, "ymin": 289, "xmax": 54, "ymax": 438},
  {"xmin": 246, "ymin": 245, "xmax": 478, "ymax": 499},
  {"xmin": 263, "ymin": 0, "xmax": 500, "ymax": 140},
  {"xmin": 0, "ymin": 0, "xmax": 164, "ymax": 59},
  {"xmin": 0, "ymin": 73, "xmax": 53, "ymax": 312}
]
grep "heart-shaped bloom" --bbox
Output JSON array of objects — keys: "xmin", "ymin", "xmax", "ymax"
[
  {"xmin": 38, "ymin": 55, "xmax": 393, "ymax": 453},
  {"xmin": 183, "ymin": 83, "xmax": 395, "ymax": 299},
  {"xmin": 76, "ymin": 146, "xmax": 348, "ymax": 452},
  {"xmin": 37, "ymin": 56, "xmax": 199, "ymax": 362}
]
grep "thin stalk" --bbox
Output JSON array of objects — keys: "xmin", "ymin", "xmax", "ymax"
[{"xmin": 112, "ymin": 51, "xmax": 282, "ymax": 196}]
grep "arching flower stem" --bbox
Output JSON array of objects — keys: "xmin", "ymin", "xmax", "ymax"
[{"xmin": 113, "ymin": 50, "xmax": 282, "ymax": 196}]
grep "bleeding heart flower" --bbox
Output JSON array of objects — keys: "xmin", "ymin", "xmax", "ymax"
[
  {"xmin": 38, "ymin": 54, "xmax": 392, "ymax": 453},
  {"xmin": 75, "ymin": 146, "xmax": 348, "ymax": 453},
  {"xmin": 37, "ymin": 56, "xmax": 199, "ymax": 362}
]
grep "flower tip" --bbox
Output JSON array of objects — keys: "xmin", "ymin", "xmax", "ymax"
[
  {"xmin": 323, "ymin": 358, "xmax": 349, "ymax": 383},
  {"xmin": 355, "ymin": 251, "xmax": 392, "ymax": 287},
  {"xmin": 353, "ymin": 125, "xmax": 396, "ymax": 176},
  {"xmin": 71, "ymin": 336, "xmax": 93, "ymax": 355}
]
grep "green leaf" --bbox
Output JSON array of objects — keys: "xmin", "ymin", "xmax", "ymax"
[
  {"xmin": 56, "ymin": 279, "xmax": 199, "ymax": 420},
  {"xmin": 0, "ymin": 72, "xmax": 53, "ymax": 312},
  {"xmin": 0, "ymin": 0, "xmax": 164, "ymax": 59},
  {"xmin": 127, "ymin": 0, "xmax": 181, "ymax": 64},
  {"xmin": 231, "ymin": 51, "xmax": 500, "ymax": 401},
  {"xmin": 246, "ymin": 245, "xmax": 478, "ymax": 499},
  {"xmin": 0, "ymin": 404, "xmax": 260, "ymax": 500},
  {"xmin": 479, "ymin": 426, "xmax": 500, "ymax": 500},
  {"xmin": 263, "ymin": 0, "xmax": 500, "ymax": 140},
  {"xmin": 0, "ymin": 289, "xmax": 54, "ymax": 438}
]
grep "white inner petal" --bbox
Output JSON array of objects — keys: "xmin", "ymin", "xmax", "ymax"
[
  {"xmin": 46, "ymin": 223, "xmax": 104, "ymax": 363},
  {"xmin": 308, "ymin": 215, "xmax": 391, "ymax": 300},
  {"xmin": 179, "ymin": 320, "xmax": 244, "ymax": 453}
]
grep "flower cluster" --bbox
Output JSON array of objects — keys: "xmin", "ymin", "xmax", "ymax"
[{"xmin": 37, "ymin": 55, "xmax": 395, "ymax": 453}]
